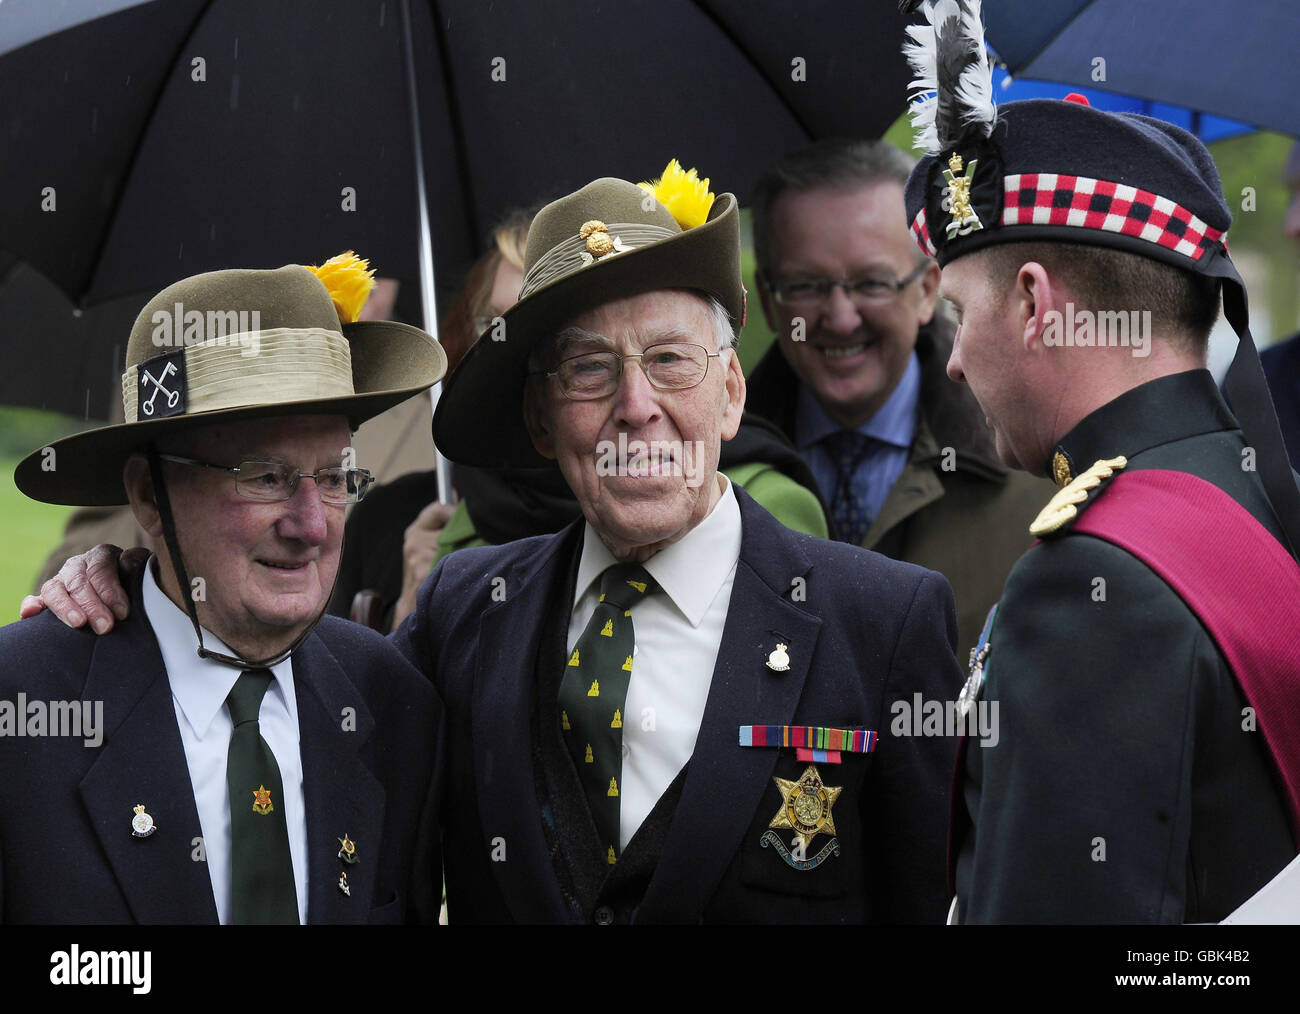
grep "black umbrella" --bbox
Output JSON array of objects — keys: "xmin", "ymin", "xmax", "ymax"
[
  {"xmin": 1, "ymin": 0, "xmax": 915, "ymax": 311},
  {"xmin": 1, "ymin": 0, "xmax": 916, "ymax": 497}
]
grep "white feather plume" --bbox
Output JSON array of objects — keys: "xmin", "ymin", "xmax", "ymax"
[{"xmin": 904, "ymin": 0, "xmax": 997, "ymax": 154}]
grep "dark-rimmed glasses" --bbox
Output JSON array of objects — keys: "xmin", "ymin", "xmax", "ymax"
[{"xmin": 769, "ymin": 260, "xmax": 929, "ymax": 309}]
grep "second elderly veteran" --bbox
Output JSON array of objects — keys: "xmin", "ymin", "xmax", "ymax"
[
  {"xmin": 6, "ymin": 256, "xmax": 447, "ymax": 923},
  {"xmin": 399, "ymin": 166, "xmax": 964, "ymax": 923}
]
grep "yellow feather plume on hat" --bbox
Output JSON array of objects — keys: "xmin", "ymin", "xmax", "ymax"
[
  {"xmin": 306, "ymin": 251, "xmax": 376, "ymax": 325},
  {"xmin": 638, "ymin": 159, "xmax": 715, "ymax": 230}
]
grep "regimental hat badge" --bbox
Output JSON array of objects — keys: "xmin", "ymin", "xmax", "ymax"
[
  {"xmin": 941, "ymin": 152, "xmax": 983, "ymax": 239},
  {"xmin": 252, "ymin": 784, "xmax": 274, "ymax": 815},
  {"xmin": 130, "ymin": 803, "xmax": 157, "ymax": 838},
  {"xmin": 338, "ymin": 833, "xmax": 358, "ymax": 865},
  {"xmin": 578, "ymin": 220, "xmax": 631, "ymax": 267},
  {"xmin": 136, "ymin": 350, "xmax": 187, "ymax": 420},
  {"xmin": 760, "ymin": 764, "xmax": 843, "ymax": 870}
]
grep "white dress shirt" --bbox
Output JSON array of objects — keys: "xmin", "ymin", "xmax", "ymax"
[
  {"xmin": 568, "ymin": 476, "xmax": 743, "ymax": 849},
  {"xmin": 143, "ymin": 561, "xmax": 309, "ymax": 923}
]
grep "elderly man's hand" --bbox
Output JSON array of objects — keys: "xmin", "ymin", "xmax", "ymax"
[
  {"xmin": 19, "ymin": 545, "xmax": 147, "ymax": 632},
  {"xmin": 391, "ymin": 501, "xmax": 457, "ymax": 631}
]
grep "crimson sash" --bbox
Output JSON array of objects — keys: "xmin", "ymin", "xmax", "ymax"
[{"xmin": 1072, "ymin": 469, "xmax": 1300, "ymax": 844}]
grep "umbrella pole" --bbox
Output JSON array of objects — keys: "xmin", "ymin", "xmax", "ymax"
[{"xmin": 401, "ymin": 0, "xmax": 454, "ymax": 506}]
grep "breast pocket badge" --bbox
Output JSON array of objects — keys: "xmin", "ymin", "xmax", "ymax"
[{"xmin": 760, "ymin": 764, "xmax": 843, "ymax": 871}]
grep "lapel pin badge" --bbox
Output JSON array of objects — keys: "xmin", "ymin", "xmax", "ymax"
[
  {"xmin": 130, "ymin": 803, "xmax": 157, "ymax": 838},
  {"xmin": 338, "ymin": 833, "xmax": 359, "ymax": 865},
  {"xmin": 766, "ymin": 642, "xmax": 791, "ymax": 672},
  {"xmin": 338, "ymin": 871, "xmax": 351, "ymax": 897}
]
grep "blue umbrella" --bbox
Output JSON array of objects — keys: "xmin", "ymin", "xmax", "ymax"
[
  {"xmin": 981, "ymin": 0, "xmax": 1300, "ymax": 139},
  {"xmin": 989, "ymin": 66, "xmax": 1253, "ymax": 143}
]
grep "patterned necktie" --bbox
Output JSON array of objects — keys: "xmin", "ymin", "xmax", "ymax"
[
  {"xmin": 226, "ymin": 668, "xmax": 298, "ymax": 924},
  {"xmin": 558, "ymin": 563, "xmax": 658, "ymax": 866},
  {"xmin": 825, "ymin": 429, "xmax": 876, "ymax": 547}
]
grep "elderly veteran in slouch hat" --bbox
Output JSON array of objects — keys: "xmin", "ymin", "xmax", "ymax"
[
  {"xmin": 3, "ymin": 254, "xmax": 447, "ymax": 924},
  {"xmin": 398, "ymin": 162, "xmax": 962, "ymax": 923},
  {"xmin": 900, "ymin": 0, "xmax": 1300, "ymax": 924}
]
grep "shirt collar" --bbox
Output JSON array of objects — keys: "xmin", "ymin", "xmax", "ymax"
[
  {"xmin": 573, "ymin": 474, "xmax": 742, "ymax": 628},
  {"xmin": 142, "ymin": 558, "xmax": 297, "ymax": 741},
  {"xmin": 794, "ymin": 351, "xmax": 921, "ymax": 451}
]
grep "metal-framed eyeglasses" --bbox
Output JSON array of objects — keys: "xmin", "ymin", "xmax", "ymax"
[
  {"xmin": 532, "ymin": 342, "xmax": 723, "ymax": 401},
  {"xmin": 769, "ymin": 260, "xmax": 929, "ymax": 309},
  {"xmin": 157, "ymin": 454, "xmax": 374, "ymax": 504}
]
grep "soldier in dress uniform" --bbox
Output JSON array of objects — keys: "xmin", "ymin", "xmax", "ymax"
[{"xmin": 900, "ymin": 0, "xmax": 1300, "ymax": 923}]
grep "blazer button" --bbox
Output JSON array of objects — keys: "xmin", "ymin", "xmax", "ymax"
[{"xmin": 593, "ymin": 905, "xmax": 615, "ymax": 926}]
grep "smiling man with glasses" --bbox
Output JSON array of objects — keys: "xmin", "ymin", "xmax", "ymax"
[
  {"xmin": 5, "ymin": 255, "xmax": 448, "ymax": 924},
  {"xmin": 747, "ymin": 138, "xmax": 1053, "ymax": 657}
]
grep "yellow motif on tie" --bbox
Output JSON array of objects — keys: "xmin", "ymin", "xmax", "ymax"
[
  {"xmin": 585, "ymin": 743, "xmax": 594, "ymax": 763},
  {"xmin": 607, "ymin": 777, "xmax": 619, "ymax": 797},
  {"xmin": 561, "ymin": 710, "xmax": 571, "ymax": 730},
  {"xmin": 588, "ymin": 679, "xmax": 600, "ymax": 696},
  {"xmin": 567, "ymin": 648, "xmax": 580, "ymax": 667},
  {"xmin": 599, "ymin": 593, "xmax": 606, "ymax": 603},
  {"xmin": 607, "ymin": 846, "xmax": 617, "ymax": 865},
  {"xmin": 611, "ymin": 709, "xmax": 622, "ymax": 728},
  {"xmin": 252, "ymin": 785, "xmax": 274, "ymax": 815},
  {"xmin": 621, "ymin": 655, "xmax": 633, "ymax": 672},
  {"xmin": 626, "ymin": 579, "xmax": 647, "ymax": 593},
  {"xmin": 624, "ymin": 610, "xmax": 631, "ymax": 617},
  {"xmin": 600, "ymin": 618, "xmax": 613, "ymax": 637}
]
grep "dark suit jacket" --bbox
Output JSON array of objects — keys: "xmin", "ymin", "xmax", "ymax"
[
  {"xmin": 745, "ymin": 316, "xmax": 1054, "ymax": 658},
  {"xmin": 955, "ymin": 371, "xmax": 1297, "ymax": 923},
  {"xmin": 0, "ymin": 569, "xmax": 444, "ymax": 924},
  {"xmin": 1262, "ymin": 330, "xmax": 1300, "ymax": 471},
  {"xmin": 393, "ymin": 486, "xmax": 963, "ymax": 923}
]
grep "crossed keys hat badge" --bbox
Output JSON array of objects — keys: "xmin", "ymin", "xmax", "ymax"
[{"xmin": 138, "ymin": 354, "xmax": 185, "ymax": 418}]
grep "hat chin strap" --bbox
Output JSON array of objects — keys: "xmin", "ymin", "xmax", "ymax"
[
  {"xmin": 147, "ymin": 446, "xmax": 326, "ymax": 671},
  {"xmin": 1202, "ymin": 249, "xmax": 1300, "ymax": 563}
]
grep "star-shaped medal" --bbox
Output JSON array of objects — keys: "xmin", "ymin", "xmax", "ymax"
[
  {"xmin": 252, "ymin": 785, "xmax": 274, "ymax": 815},
  {"xmin": 769, "ymin": 764, "xmax": 842, "ymax": 848}
]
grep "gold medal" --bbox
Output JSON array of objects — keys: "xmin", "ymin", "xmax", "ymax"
[{"xmin": 768, "ymin": 764, "xmax": 841, "ymax": 849}]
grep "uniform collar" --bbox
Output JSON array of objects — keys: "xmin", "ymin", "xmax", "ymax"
[
  {"xmin": 1050, "ymin": 369, "xmax": 1236, "ymax": 484},
  {"xmin": 573, "ymin": 474, "xmax": 742, "ymax": 628},
  {"xmin": 142, "ymin": 559, "xmax": 298, "ymax": 741}
]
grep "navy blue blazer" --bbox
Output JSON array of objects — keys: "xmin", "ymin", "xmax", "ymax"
[
  {"xmin": 0, "ymin": 570, "xmax": 444, "ymax": 924},
  {"xmin": 1262, "ymin": 330, "xmax": 1300, "ymax": 471},
  {"xmin": 394, "ymin": 486, "xmax": 963, "ymax": 923}
]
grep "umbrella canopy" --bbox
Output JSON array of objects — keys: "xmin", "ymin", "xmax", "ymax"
[
  {"xmin": 982, "ymin": 0, "xmax": 1300, "ymax": 138},
  {"xmin": 989, "ymin": 67, "xmax": 1253, "ymax": 143},
  {"xmin": 0, "ymin": 0, "xmax": 915, "ymax": 317}
]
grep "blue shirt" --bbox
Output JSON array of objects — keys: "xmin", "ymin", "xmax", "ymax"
[{"xmin": 794, "ymin": 352, "xmax": 921, "ymax": 528}]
